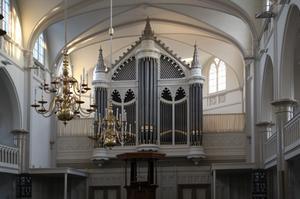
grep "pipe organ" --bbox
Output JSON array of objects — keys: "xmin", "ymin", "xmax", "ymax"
[{"xmin": 92, "ymin": 18, "xmax": 205, "ymax": 151}]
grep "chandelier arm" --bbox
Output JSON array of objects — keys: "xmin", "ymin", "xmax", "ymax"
[
  {"xmin": 78, "ymin": 107, "xmax": 93, "ymax": 116},
  {"xmin": 74, "ymin": 81, "xmax": 89, "ymax": 96},
  {"xmin": 72, "ymin": 96, "xmax": 86, "ymax": 113},
  {"xmin": 72, "ymin": 82, "xmax": 82, "ymax": 96},
  {"xmin": 34, "ymin": 98, "xmax": 57, "ymax": 118},
  {"xmin": 41, "ymin": 95, "xmax": 58, "ymax": 113},
  {"xmin": 40, "ymin": 110, "xmax": 56, "ymax": 118},
  {"xmin": 78, "ymin": 112, "xmax": 91, "ymax": 118},
  {"xmin": 34, "ymin": 106, "xmax": 49, "ymax": 114}
]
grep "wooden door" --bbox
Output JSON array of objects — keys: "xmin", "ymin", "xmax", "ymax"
[
  {"xmin": 89, "ymin": 186, "xmax": 121, "ymax": 199},
  {"xmin": 178, "ymin": 184, "xmax": 210, "ymax": 199}
]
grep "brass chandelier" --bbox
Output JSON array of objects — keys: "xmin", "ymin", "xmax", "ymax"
[
  {"xmin": 92, "ymin": 102, "xmax": 133, "ymax": 148},
  {"xmin": 31, "ymin": 50, "xmax": 96, "ymax": 124},
  {"xmin": 90, "ymin": 0, "xmax": 133, "ymax": 148},
  {"xmin": 31, "ymin": 0, "xmax": 95, "ymax": 124}
]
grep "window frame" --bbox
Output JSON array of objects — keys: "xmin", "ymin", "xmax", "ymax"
[
  {"xmin": 208, "ymin": 63, "xmax": 217, "ymax": 94},
  {"xmin": 208, "ymin": 58, "xmax": 227, "ymax": 94},
  {"xmin": 218, "ymin": 60, "xmax": 226, "ymax": 92},
  {"xmin": 266, "ymin": 0, "xmax": 272, "ymax": 11},
  {"xmin": 33, "ymin": 33, "xmax": 45, "ymax": 65},
  {"xmin": 1, "ymin": 0, "xmax": 11, "ymax": 35}
]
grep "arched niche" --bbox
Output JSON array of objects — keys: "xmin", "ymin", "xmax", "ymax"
[
  {"xmin": 261, "ymin": 55, "xmax": 274, "ymax": 122},
  {"xmin": 294, "ymin": 28, "xmax": 300, "ymax": 114},
  {"xmin": 280, "ymin": 5, "xmax": 300, "ymax": 101},
  {"xmin": 0, "ymin": 68, "xmax": 21, "ymax": 146}
]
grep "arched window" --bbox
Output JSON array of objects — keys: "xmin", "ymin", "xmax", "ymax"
[
  {"xmin": 33, "ymin": 34, "xmax": 45, "ymax": 65},
  {"xmin": 208, "ymin": 63, "xmax": 217, "ymax": 93},
  {"xmin": 208, "ymin": 58, "xmax": 227, "ymax": 94},
  {"xmin": 1, "ymin": 0, "xmax": 10, "ymax": 33},
  {"xmin": 266, "ymin": 0, "xmax": 272, "ymax": 11},
  {"xmin": 218, "ymin": 60, "xmax": 226, "ymax": 91}
]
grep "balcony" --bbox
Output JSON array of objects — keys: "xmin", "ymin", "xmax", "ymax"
[
  {"xmin": 0, "ymin": 144, "xmax": 19, "ymax": 173},
  {"xmin": 56, "ymin": 114, "xmax": 246, "ymax": 165},
  {"xmin": 262, "ymin": 110, "xmax": 300, "ymax": 167},
  {"xmin": 284, "ymin": 113, "xmax": 300, "ymax": 160}
]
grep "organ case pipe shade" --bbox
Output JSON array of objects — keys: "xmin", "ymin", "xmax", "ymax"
[
  {"xmin": 124, "ymin": 102, "xmax": 136, "ymax": 146},
  {"xmin": 95, "ymin": 87, "xmax": 108, "ymax": 118},
  {"xmin": 189, "ymin": 83, "xmax": 203, "ymax": 146},
  {"xmin": 138, "ymin": 57, "xmax": 158, "ymax": 144},
  {"xmin": 160, "ymin": 102, "xmax": 173, "ymax": 145},
  {"xmin": 175, "ymin": 100, "xmax": 187, "ymax": 145}
]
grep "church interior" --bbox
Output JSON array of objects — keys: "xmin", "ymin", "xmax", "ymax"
[{"xmin": 0, "ymin": 0, "xmax": 300, "ymax": 198}]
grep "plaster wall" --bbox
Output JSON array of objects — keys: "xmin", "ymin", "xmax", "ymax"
[{"xmin": 29, "ymin": 75, "xmax": 52, "ymax": 168}]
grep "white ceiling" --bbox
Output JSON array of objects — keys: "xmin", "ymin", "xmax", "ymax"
[{"xmin": 17, "ymin": 0, "xmax": 263, "ymax": 86}]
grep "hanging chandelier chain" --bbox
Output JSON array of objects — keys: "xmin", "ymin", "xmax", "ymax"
[
  {"xmin": 64, "ymin": 0, "xmax": 68, "ymax": 48},
  {"xmin": 110, "ymin": 0, "xmax": 113, "ymax": 32},
  {"xmin": 109, "ymin": 0, "xmax": 113, "ymax": 69}
]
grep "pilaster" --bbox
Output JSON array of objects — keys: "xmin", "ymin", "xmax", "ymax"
[
  {"xmin": 11, "ymin": 129, "xmax": 29, "ymax": 173},
  {"xmin": 23, "ymin": 50, "xmax": 34, "ymax": 131}
]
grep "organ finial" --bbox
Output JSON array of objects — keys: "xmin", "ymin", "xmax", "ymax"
[
  {"xmin": 142, "ymin": 17, "xmax": 154, "ymax": 40},
  {"xmin": 95, "ymin": 47, "xmax": 106, "ymax": 72},
  {"xmin": 191, "ymin": 43, "xmax": 201, "ymax": 68}
]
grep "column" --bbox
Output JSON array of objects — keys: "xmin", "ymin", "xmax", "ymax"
[
  {"xmin": 11, "ymin": 129, "xmax": 29, "ymax": 173},
  {"xmin": 256, "ymin": 121, "xmax": 274, "ymax": 168},
  {"xmin": 64, "ymin": 173, "xmax": 68, "ymax": 199},
  {"xmin": 271, "ymin": 99, "xmax": 296, "ymax": 199},
  {"xmin": 211, "ymin": 169, "xmax": 216, "ymax": 199},
  {"xmin": 245, "ymin": 60, "xmax": 255, "ymax": 163},
  {"xmin": 23, "ymin": 50, "xmax": 34, "ymax": 131}
]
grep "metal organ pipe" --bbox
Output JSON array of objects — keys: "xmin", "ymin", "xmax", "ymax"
[
  {"xmin": 189, "ymin": 83, "xmax": 203, "ymax": 146},
  {"xmin": 96, "ymin": 87, "xmax": 108, "ymax": 118},
  {"xmin": 138, "ymin": 57, "xmax": 158, "ymax": 144}
]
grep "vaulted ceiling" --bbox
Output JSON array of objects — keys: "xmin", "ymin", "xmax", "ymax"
[{"xmin": 17, "ymin": 0, "xmax": 263, "ymax": 86}]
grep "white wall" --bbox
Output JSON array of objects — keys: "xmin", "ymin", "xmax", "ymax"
[{"xmin": 29, "ymin": 73, "xmax": 53, "ymax": 168}]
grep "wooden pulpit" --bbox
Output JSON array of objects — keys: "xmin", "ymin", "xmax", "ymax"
[{"xmin": 117, "ymin": 152, "xmax": 165, "ymax": 199}]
